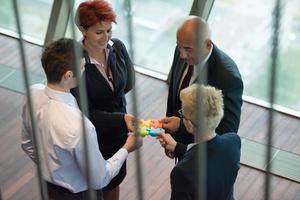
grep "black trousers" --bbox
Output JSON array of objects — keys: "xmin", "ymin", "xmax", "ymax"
[{"xmin": 47, "ymin": 182, "xmax": 103, "ymax": 200}]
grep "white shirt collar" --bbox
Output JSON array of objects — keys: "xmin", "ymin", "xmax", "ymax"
[
  {"xmin": 191, "ymin": 44, "xmax": 213, "ymax": 83},
  {"xmin": 201, "ymin": 43, "xmax": 213, "ymax": 66},
  {"xmin": 187, "ymin": 143, "xmax": 197, "ymax": 151},
  {"xmin": 45, "ymin": 86, "xmax": 77, "ymax": 108}
]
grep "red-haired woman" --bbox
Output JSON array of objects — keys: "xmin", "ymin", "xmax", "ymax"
[{"xmin": 72, "ymin": 1, "xmax": 135, "ymax": 200}]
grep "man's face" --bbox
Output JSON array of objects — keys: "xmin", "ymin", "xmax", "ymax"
[
  {"xmin": 177, "ymin": 38, "xmax": 199, "ymax": 66},
  {"xmin": 176, "ymin": 30, "xmax": 209, "ymax": 65}
]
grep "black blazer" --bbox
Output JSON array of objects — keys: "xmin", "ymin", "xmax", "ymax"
[
  {"xmin": 167, "ymin": 45, "xmax": 243, "ymax": 145},
  {"xmin": 71, "ymin": 38, "xmax": 134, "ymax": 158},
  {"xmin": 170, "ymin": 133, "xmax": 241, "ymax": 200}
]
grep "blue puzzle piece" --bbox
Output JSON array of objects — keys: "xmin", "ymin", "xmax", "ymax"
[{"xmin": 147, "ymin": 128, "xmax": 164, "ymax": 137}]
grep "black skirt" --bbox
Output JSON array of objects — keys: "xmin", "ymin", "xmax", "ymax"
[{"xmin": 102, "ymin": 161, "xmax": 127, "ymax": 191}]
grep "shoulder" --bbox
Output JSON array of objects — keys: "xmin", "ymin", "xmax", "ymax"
[
  {"xmin": 221, "ymin": 132, "xmax": 241, "ymax": 142},
  {"xmin": 209, "ymin": 45, "xmax": 242, "ymax": 82},
  {"xmin": 218, "ymin": 133, "xmax": 241, "ymax": 152},
  {"xmin": 27, "ymin": 84, "xmax": 50, "ymax": 111},
  {"xmin": 30, "ymin": 84, "xmax": 46, "ymax": 98},
  {"xmin": 36, "ymin": 101, "xmax": 92, "ymax": 148},
  {"xmin": 30, "ymin": 83, "xmax": 45, "ymax": 92},
  {"xmin": 111, "ymin": 38, "xmax": 126, "ymax": 50}
]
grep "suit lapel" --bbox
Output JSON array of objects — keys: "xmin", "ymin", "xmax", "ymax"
[
  {"xmin": 191, "ymin": 45, "xmax": 218, "ymax": 85},
  {"xmin": 174, "ymin": 59, "xmax": 187, "ymax": 97},
  {"xmin": 85, "ymin": 63, "xmax": 113, "ymax": 92},
  {"xmin": 191, "ymin": 63, "xmax": 208, "ymax": 85},
  {"xmin": 84, "ymin": 45, "xmax": 117, "ymax": 93},
  {"xmin": 107, "ymin": 45, "xmax": 117, "ymax": 89}
]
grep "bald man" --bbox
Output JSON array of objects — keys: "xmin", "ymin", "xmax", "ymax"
[{"xmin": 163, "ymin": 16, "xmax": 243, "ymax": 158}]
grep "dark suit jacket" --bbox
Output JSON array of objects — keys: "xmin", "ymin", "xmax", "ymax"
[
  {"xmin": 167, "ymin": 45, "xmax": 243, "ymax": 146},
  {"xmin": 170, "ymin": 133, "xmax": 241, "ymax": 200},
  {"xmin": 71, "ymin": 38, "xmax": 134, "ymax": 158}
]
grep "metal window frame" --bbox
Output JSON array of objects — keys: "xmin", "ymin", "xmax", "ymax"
[{"xmin": 44, "ymin": 0, "xmax": 71, "ymax": 46}]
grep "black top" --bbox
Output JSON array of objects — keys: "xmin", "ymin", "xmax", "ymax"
[
  {"xmin": 71, "ymin": 38, "xmax": 134, "ymax": 158},
  {"xmin": 167, "ymin": 45, "xmax": 243, "ymax": 146},
  {"xmin": 171, "ymin": 133, "xmax": 241, "ymax": 200}
]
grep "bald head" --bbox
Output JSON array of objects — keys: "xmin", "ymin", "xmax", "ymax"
[
  {"xmin": 176, "ymin": 16, "xmax": 212, "ymax": 65},
  {"xmin": 177, "ymin": 16, "xmax": 211, "ymax": 43}
]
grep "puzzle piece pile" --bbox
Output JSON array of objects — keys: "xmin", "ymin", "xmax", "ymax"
[{"xmin": 139, "ymin": 119, "xmax": 164, "ymax": 137}]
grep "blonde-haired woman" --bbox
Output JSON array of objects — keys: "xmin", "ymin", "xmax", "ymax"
[{"xmin": 158, "ymin": 84, "xmax": 241, "ymax": 200}]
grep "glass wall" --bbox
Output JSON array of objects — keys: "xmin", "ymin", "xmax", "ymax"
[
  {"xmin": 0, "ymin": 0, "xmax": 53, "ymax": 42},
  {"xmin": 208, "ymin": 0, "xmax": 300, "ymax": 112},
  {"xmin": 68, "ymin": 0, "xmax": 193, "ymax": 75},
  {"xmin": 1, "ymin": 0, "xmax": 299, "ymax": 113}
]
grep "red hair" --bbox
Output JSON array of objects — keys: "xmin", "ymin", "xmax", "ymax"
[{"xmin": 75, "ymin": 0, "xmax": 116, "ymax": 29}]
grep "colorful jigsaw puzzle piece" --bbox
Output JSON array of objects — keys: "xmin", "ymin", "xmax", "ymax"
[
  {"xmin": 138, "ymin": 119, "xmax": 164, "ymax": 137},
  {"xmin": 150, "ymin": 120, "xmax": 163, "ymax": 128},
  {"xmin": 147, "ymin": 128, "xmax": 164, "ymax": 137}
]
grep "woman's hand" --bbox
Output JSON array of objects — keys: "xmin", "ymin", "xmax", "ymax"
[
  {"xmin": 157, "ymin": 133, "xmax": 177, "ymax": 155},
  {"xmin": 124, "ymin": 114, "xmax": 136, "ymax": 132}
]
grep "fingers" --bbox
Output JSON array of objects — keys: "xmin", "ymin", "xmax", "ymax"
[{"xmin": 160, "ymin": 117, "xmax": 170, "ymax": 123}]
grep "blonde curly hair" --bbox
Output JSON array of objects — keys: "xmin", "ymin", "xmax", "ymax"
[{"xmin": 179, "ymin": 84, "xmax": 224, "ymax": 132}]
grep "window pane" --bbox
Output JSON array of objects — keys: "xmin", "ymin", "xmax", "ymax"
[
  {"xmin": 208, "ymin": 0, "xmax": 300, "ymax": 112},
  {"xmin": 123, "ymin": 0, "xmax": 193, "ymax": 75},
  {"xmin": 0, "ymin": 0, "xmax": 53, "ymax": 41}
]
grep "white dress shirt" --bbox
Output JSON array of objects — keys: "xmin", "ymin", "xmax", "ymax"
[{"xmin": 21, "ymin": 84, "xmax": 128, "ymax": 193}]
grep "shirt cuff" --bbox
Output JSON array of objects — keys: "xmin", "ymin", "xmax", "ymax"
[{"xmin": 107, "ymin": 148, "xmax": 128, "ymax": 164}]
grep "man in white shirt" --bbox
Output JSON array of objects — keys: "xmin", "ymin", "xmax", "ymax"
[{"xmin": 21, "ymin": 38, "xmax": 142, "ymax": 200}]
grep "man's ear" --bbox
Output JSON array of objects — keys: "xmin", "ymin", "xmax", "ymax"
[
  {"xmin": 205, "ymin": 39, "xmax": 212, "ymax": 49},
  {"xmin": 63, "ymin": 70, "xmax": 73, "ymax": 80}
]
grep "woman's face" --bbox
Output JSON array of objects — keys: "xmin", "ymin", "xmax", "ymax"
[{"xmin": 82, "ymin": 21, "xmax": 112, "ymax": 51}]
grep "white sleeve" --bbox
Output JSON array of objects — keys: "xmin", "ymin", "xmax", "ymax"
[
  {"xmin": 21, "ymin": 84, "xmax": 46, "ymax": 162},
  {"xmin": 75, "ymin": 124, "xmax": 128, "ymax": 189},
  {"xmin": 21, "ymin": 96, "xmax": 36, "ymax": 162}
]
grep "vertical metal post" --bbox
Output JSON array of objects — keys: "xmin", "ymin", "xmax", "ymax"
[
  {"xmin": 124, "ymin": 1, "xmax": 144, "ymax": 200},
  {"xmin": 195, "ymin": 50, "xmax": 207, "ymax": 199},
  {"xmin": 193, "ymin": 1, "xmax": 216, "ymax": 199},
  {"xmin": 12, "ymin": 0, "xmax": 48, "ymax": 199},
  {"xmin": 124, "ymin": 0, "xmax": 135, "ymax": 62},
  {"xmin": 190, "ymin": 0, "xmax": 215, "ymax": 20},
  {"xmin": 264, "ymin": 0, "xmax": 281, "ymax": 199},
  {"xmin": 44, "ymin": 0, "xmax": 71, "ymax": 46},
  {"xmin": 67, "ymin": 1, "xmax": 96, "ymax": 199},
  {"xmin": 195, "ymin": 77, "xmax": 207, "ymax": 200}
]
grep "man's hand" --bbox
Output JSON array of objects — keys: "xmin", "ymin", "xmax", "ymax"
[
  {"xmin": 157, "ymin": 133, "xmax": 177, "ymax": 155},
  {"xmin": 160, "ymin": 116, "xmax": 181, "ymax": 133},
  {"xmin": 123, "ymin": 133, "xmax": 143, "ymax": 153},
  {"xmin": 124, "ymin": 114, "xmax": 136, "ymax": 132}
]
